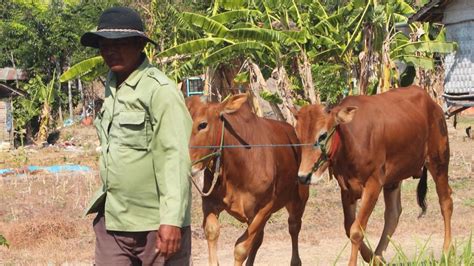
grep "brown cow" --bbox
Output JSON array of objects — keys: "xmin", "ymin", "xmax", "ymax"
[
  {"xmin": 293, "ymin": 86, "xmax": 452, "ymax": 265},
  {"xmin": 186, "ymin": 94, "xmax": 309, "ymax": 266}
]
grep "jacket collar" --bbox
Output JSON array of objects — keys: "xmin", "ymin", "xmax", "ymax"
[{"xmin": 124, "ymin": 55, "xmax": 150, "ymax": 88}]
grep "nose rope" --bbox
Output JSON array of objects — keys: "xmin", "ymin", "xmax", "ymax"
[
  {"xmin": 310, "ymin": 126, "xmax": 339, "ymax": 174},
  {"xmin": 190, "ymin": 119, "xmax": 225, "ymax": 197}
]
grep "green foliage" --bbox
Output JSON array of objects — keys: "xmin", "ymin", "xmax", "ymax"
[
  {"xmin": 0, "ymin": 234, "xmax": 9, "ymax": 248},
  {"xmin": 463, "ymin": 233, "xmax": 473, "ymax": 265},
  {"xmin": 182, "ymin": 12, "xmax": 230, "ymax": 37},
  {"xmin": 158, "ymin": 38, "xmax": 230, "ymax": 58},
  {"xmin": 211, "ymin": 10, "xmax": 262, "ymax": 24},
  {"xmin": 333, "ymin": 234, "xmax": 474, "ymax": 265},
  {"xmin": 3, "ymin": 0, "xmax": 460, "ymax": 141},
  {"xmin": 12, "ymin": 76, "xmax": 44, "ymax": 139},
  {"xmin": 294, "ymin": 98, "xmax": 309, "ymax": 107},
  {"xmin": 59, "ymin": 56, "xmax": 107, "ymax": 82},
  {"xmin": 2, "ymin": 0, "xmax": 121, "ymax": 143},
  {"xmin": 233, "ymin": 71, "xmax": 249, "ymax": 85},
  {"xmin": 12, "ymin": 73, "xmax": 59, "ymax": 143},
  {"xmin": 312, "ymin": 63, "xmax": 347, "ymax": 104},
  {"xmin": 390, "ymin": 24, "xmax": 457, "ymax": 71},
  {"xmin": 260, "ymin": 91, "xmax": 283, "ymax": 104},
  {"xmin": 204, "ymin": 41, "xmax": 273, "ymax": 65}
]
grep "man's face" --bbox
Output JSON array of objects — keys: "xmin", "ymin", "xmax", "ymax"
[{"xmin": 98, "ymin": 37, "xmax": 145, "ymax": 74}]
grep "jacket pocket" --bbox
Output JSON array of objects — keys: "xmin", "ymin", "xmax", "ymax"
[{"xmin": 117, "ymin": 111, "xmax": 149, "ymax": 150}]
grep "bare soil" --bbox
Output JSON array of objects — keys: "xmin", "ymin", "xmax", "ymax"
[{"xmin": 0, "ymin": 115, "xmax": 472, "ymax": 265}]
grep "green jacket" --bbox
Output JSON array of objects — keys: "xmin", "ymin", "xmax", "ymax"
[{"xmin": 85, "ymin": 57, "xmax": 192, "ymax": 232}]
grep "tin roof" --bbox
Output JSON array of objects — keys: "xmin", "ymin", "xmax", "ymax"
[
  {"xmin": 0, "ymin": 67, "xmax": 27, "ymax": 81},
  {"xmin": 408, "ymin": 0, "xmax": 453, "ymax": 23}
]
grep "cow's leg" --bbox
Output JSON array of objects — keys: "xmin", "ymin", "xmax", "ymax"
[
  {"xmin": 203, "ymin": 200, "xmax": 222, "ymax": 266},
  {"xmin": 245, "ymin": 230, "xmax": 264, "ymax": 266},
  {"xmin": 427, "ymin": 161, "xmax": 453, "ymax": 253},
  {"xmin": 349, "ymin": 178, "xmax": 382, "ymax": 266},
  {"xmin": 374, "ymin": 182, "xmax": 402, "ymax": 260},
  {"xmin": 340, "ymin": 189, "xmax": 373, "ymax": 263},
  {"xmin": 427, "ymin": 121, "xmax": 453, "ymax": 253},
  {"xmin": 284, "ymin": 184, "xmax": 310, "ymax": 266},
  {"xmin": 234, "ymin": 202, "xmax": 274, "ymax": 266}
]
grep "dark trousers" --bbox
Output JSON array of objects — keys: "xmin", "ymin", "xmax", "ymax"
[{"xmin": 93, "ymin": 213, "xmax": 191, "ymax": 266}]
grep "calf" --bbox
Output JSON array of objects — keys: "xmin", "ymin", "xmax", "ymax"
[
  {"xmin": 294, "ymin": 86, "xmax": 452, "ymax": 265},
  {"xmin": 187, "ymin": 94, "xmax": 309, "ymax": 266}
]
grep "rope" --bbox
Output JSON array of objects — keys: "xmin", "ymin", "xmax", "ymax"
[
  {"xmin": 310, "ymin": 126, "xmax": 338, "ymax": 174},
  {"xmin": 189, "ymin": 168, "xmax": 219, "ymax": 197},
  {"xmin": 190, "ymin": 120, "xmax": 225, "ymax": 197},
  {"xmin": 190, "ymin": 143, "xmax": 314, "ymax": 149}
]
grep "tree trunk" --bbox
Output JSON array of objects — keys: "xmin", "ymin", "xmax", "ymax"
[
  {"xmin": 359, "ymin": 24, "xmax": 373, "ymax": 95},
  {"xmin": 275, "ymin": 65, "xmax": 296, "ymax": 125},
  {"xmin": 203, "ymin": 67, "xmax": 212, "ymax": 100},
  {"xmin": 248, "ymin": 62, "xmax": 283, "ymax": 119},
  {"xmin": 297, "ymin": 49, "xmax": 318, "ymax": 103},
  {"xmin": 37, "ymin": 104, "xmax": 51, "ymax": 144},
  {"xmin": 68, "ymin": 80, "xmax": 73, "ymax": 120},
  {"xmin": 379, "ymin": 36, "xmax": 392, "ymax": 93},
  {"xmin": 58, "ymin": 105, "xmax": 63, "ymax": 126},
  {"xmin": 78, "ymin": 79, "xmax": 85, "ymax": 117}
]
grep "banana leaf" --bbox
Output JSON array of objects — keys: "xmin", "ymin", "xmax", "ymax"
[
  {"xmin": 59, "ymin": 56, "xmax": 107, "ymax": 83},
  {"xmin": 397, "ymin": 41, "xmax": 457, "ymax": 54},
  {"xmin": 220, "ymin": 0, "xmax": 247, "ymax": 10},
  {"xmin": 211, "ymin": 10, "xmax": 262, "ymax": 24},
  {"xmin": 227, "ymin": 28, "xmax": 294, "ymax": 44},
  {"xmin": 157, "ymin": 38, "xmax": 230, "ymax": 58},
  {"xmin": 203, "ymin": 41, "xmax": 273, "ymax": 65},
  {"xmin": 397, "ymin": 55, "xmax": 434, "ymax": 70},
  {"xmin": 181, "ymin": 12, "xmax": 229, "ymax": 37}
]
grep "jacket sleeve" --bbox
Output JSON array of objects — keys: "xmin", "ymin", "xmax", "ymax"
[{"xmin": 149, "ymin": 83, "xmax": 192, "ymax": 227}]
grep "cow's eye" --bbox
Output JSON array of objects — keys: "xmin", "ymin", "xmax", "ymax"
[
  {"xmin": 317, "ymin": 132, "xmax": 328, "ymax": 143},
  {"xmin": 198, "ymin": 122, "xmax": 208, "ymax": 130}
]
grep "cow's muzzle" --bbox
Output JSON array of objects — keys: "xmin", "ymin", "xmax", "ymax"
[{"xmin": 298, "ymin": 172, "xmax": 312, "ymax": 185}]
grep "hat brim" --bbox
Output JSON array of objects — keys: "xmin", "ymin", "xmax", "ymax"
[{"xmin": 80, "ymin": 31, "xmax": 157, "ymax": 48}]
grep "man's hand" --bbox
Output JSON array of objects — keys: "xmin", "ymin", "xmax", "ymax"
[{"xmin": 156, "ymin": 224, "xmax": 182, "ymax": 259}]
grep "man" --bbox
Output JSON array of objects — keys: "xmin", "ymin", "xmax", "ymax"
[{"xmin": 81, "ymin": 6, "xmax": 192, "ymax": 265}]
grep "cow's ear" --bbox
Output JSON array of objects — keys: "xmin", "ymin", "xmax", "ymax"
[
  {"xmin": 335, "ymin": 106, "xmax": 358, "ymax": 124},
  {"xmin": 223, "ymin": 94, "xmax": 248, "ymax": 114}
]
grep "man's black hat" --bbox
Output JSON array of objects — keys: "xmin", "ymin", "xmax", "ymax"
[{"xmin": 81, "ymin": 7, "xmax": 157, "ymax": 48}]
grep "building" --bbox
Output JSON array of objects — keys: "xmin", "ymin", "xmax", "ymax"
[
  {"xmin": 0, "ymin": 68, "xmax": 26, "ymax": 150},
  {"xmin": 410, "ymin": 0, "xmax": 474, "ymax": 116}
]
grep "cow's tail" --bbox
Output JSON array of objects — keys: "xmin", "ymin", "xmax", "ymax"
[{"xmin": 416, "ymin": 166, "xmax": 428, "ymax": 218}]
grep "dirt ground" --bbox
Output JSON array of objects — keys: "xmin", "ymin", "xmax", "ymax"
[{"xmin": 0, "ymin": 115, "xmax": 472, "ymax": 265}]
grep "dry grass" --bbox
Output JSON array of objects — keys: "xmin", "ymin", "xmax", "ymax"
[
  {"xmin": 0, "ymin": 170, "xmax": 98, "ymax": 264},
  {"xmin": 5, "ymin": 216, "xmax": 78, "ymax": 248}
]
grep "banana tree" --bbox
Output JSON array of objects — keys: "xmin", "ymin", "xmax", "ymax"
[
  {"xmin": 306, "ymin": 0, "xmax": 363, "ymax": 98},
  {"xmin": 390, "ymin": 23, "xmax": 456, "ymax": 73},
  {"xmin": 305, "ymin": 0, "xmax": 456, "ymax": 99},
  {"xmin": 59, "ymin": 56, "xmax": 107, "ymax": 83},
  {"xmin": 36, "ymin": 73, "xmax": 57, "ymax": 143},
  {"xmin": 343, "ymin": 0, "xmax": 456, "ymax": 93},
  {"xmin": 59, "ymin": 1, "xmax": 201, "ymax": 83},
  {"xmin": 156, "ymin": 2, "xmax": 305, "ymax": 123},
  {"xmin": 251, "ymin": 0, "xmax": 319, "ymax": 104}
]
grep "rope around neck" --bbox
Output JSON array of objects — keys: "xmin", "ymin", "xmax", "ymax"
[{"xmin": 190, "ymin": 120, "xmax": 225, "ymax": 197}]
